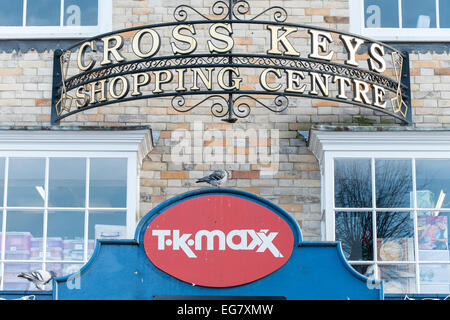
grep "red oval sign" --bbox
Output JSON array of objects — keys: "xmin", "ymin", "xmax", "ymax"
[{"xmin": 143, "ymin": 194, "xmax": 294, "ymax": 287}]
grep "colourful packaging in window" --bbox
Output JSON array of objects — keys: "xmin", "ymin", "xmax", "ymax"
[{"xmin": 418, "ymin": 216, "xmax": 448, "ymax": 250}]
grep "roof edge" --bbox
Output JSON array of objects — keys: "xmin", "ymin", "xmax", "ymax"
[
  {"xmin": 0, "ymin": 125, "xmax": 151, "ymax": 132},
  {"xmin": 310, "ymin": 125, "xmax": 450, "ymax": 133}
]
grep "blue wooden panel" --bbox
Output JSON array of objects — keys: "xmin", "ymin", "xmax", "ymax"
[{"xmin": 53, "ymin": 189, "xmax": 383, "ymax": 300}]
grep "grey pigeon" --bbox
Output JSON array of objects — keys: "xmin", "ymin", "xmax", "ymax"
[
  {"xmin": 17, "ymin": 270, "xmax": 56, "ymax": 291},
  {"xmin": 196, "ymin": 169, "xmax": 229, "ymax": 187}
]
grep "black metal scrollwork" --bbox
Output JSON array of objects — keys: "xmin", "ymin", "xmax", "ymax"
[
  {"xmin": 173, "ymin": 0, "xmax": 289, "ymax": 22},
  {"xmin": 233, "ymin": 95, "xmax": 288, "ymax": 116},
  {"xmin": 232, "ymin": 0, "xmax": 288, "ymax": 22},
  {"xmin": 172, "ymin": 95, "xmax": 230, "ymax": 117},
  {"xmin": 211, "ymin": 0, "xmax": 230, "ymax": 19},
  {"xmin": 174, "ymin": 5, "xmax": 210, "ymax": 21},
  {"xmin": 174, "ymin": 0, "xmax": 230, "ymax": 21},
  {"xmin": 170, "ymin": 93, "xmax": 288, "ymax": 121}
]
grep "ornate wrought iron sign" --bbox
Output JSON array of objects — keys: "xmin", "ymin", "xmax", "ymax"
[{"xmin": 51, "ymin": 0, "xmax": 412, "ymax": 125}]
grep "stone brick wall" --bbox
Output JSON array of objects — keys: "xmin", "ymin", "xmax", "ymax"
[
  {"xmin": 410, "ymin": 52, "xmax": 450, "ymax": 126},
  {"xmin": 0, "ymin": 0, "xmax": 449, "ymax": 241}
]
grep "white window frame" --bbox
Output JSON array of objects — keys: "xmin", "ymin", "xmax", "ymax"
[
  {"xmin": 0, "ymin": 128, "xmax": 153, "ymax": 290},
  {"xmin": 349, "ymin": 0, "xmax": 450, "ymax": 42},
  {"xmin": 0, "ymin": 0, "xmax": 112, "ymax": 39},
  {"xmin": 309, "ymin": 128, "xmax": 450, "ymax": 294}
]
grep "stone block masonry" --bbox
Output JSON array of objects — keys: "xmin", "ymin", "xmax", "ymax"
[{"xmin": 0, "ymin": 0, "xmax": 449, "ymax": 241}]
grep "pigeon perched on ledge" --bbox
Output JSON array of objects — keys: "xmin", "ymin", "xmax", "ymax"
[
  {"xmin": 196, "ymin": 169, "xmax": 229, "ymax": 187},
  {"xmin": 17, "ymin": 270, "xmax": 56, "ymax": 291}
]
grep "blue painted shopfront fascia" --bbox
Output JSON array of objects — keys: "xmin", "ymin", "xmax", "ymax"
[{"xmin": 2, "ymin": 189, "xmax": 384, "ymax": 300}]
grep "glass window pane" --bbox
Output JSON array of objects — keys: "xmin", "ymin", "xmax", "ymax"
[
  {"xmin": 88, "ymin": 210, "xmax": 126, "ymax": 248},
  {"xmin": 64, "ymin": 0, "xmax": 98, "ymax": 26},
  {"xmin": 48, "ymin": 211, "xmax": 85, "ymax": 261},
  {"xmin": 336, "ymin": 212, "xmax": 373, "ymax": 261},
  {"xmin": 402, "ymin": 0, "xmax": 436, "ymax": 28},
  {"xmin": 379, "ymin": 264, "xmax": 416, "ymax": 293},
  {"xmin": 89, "ymin": 158, "xmax": 127, "ymax": 208},
  {"xmin": 0, "ymin": 158, "xmax": 4, "ymax": 206},
  {"xmin": 440, "ymin": 0, "xmax": 450, "ymax": 28},
  {"xmin": 377, "ymin": 212, "xmax": 415, "ymax": 261},
  {"xmin": 416, "ymin": 160, "xmax": 450, "ymax": 209},
  {"xmin": 0, "ymin": 213, "xmax": 3, "ymax": 257},
  {"xmin": 26, "ymin": 0, "xmax": 60, "ymax": 26},
  {"xmin": 48, "ymin": 158, "xmax": 86, "ymax": 208},
  {"xmin": 0, "ymin": 0, "xmax": 23, "ymax": 26},
  {"xmin": 7, "ymin": 158, "xmax": 46, "ymax": 207},
  {"xmin": 364, "ymin": 0, "xmax": 399, "ymax": 28},
  {"xmin": 420, "ymin": 264, "xmax": 450, "ymax": 294},
  {"xmin": 6, "ymin": 211, "xmax": 43, "ymax": 260},
  {"xmin": 375, "ymin": 159, "xmax": 412, "ymax": 208},
  {"xmin": 3, "ymin": 263, "xmax": 33, "ymax": 291},
  {"xmin": 334, "ymin": 159, "xmax": 372, "ymax": 208}
]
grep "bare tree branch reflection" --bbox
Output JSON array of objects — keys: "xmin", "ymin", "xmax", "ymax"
[
  {"xmin": 335, "ymin": 159, "xmax": 414, "ymax": 261},
  {"xmin": 336, "ymin": 212, "xmax": 373, "ymax": 260},
  {"xmin": 375, "ymin": 160, "xmax": 413, "ymax": 208},
  {"xmin": 335, "ymin": 159, "xmax": 372, "ymax": 208}
]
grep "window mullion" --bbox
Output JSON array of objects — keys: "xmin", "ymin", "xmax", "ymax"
[
  {"xmin": 371, "ymin": 158, "xmax": 379, "ymax": 281},
  {"xmin": 127, "ymin": 154, "xmax": 137, "ymax": 239},
  {"xmin": 360, "ymin": 0, "xmax": 365, "ymax": 31},
  {"xmin": 327, "ymin": 154, "xmax": 335, "ymax": 241},
  {"xmin": 23, "ymin": 0, "xmax": 27, "ymax": 27},
  {"xmin": 60, "ymin": 0, "xmax": 65, "ymax": 27},
  {"xmin": 0, "ymin": 157, "xmax": 9, "ymax": 291},
  {"xmin": 42, "ymin": 157, "xmax": 50, "ymax": 272},
  {"xmin": 412, "ymin": 158, "xmax": 421, "ymax": 294},
  {"xmin": 84, "ymin": 158, "xmax": 90, "ymax": 263},
  {"xmin": 436, "ymin": 0, "xmax": 441, "ymax": 28},
  {"xmin": 1, "ymin": 157, "xmax": 8, "ymax": 259}
]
